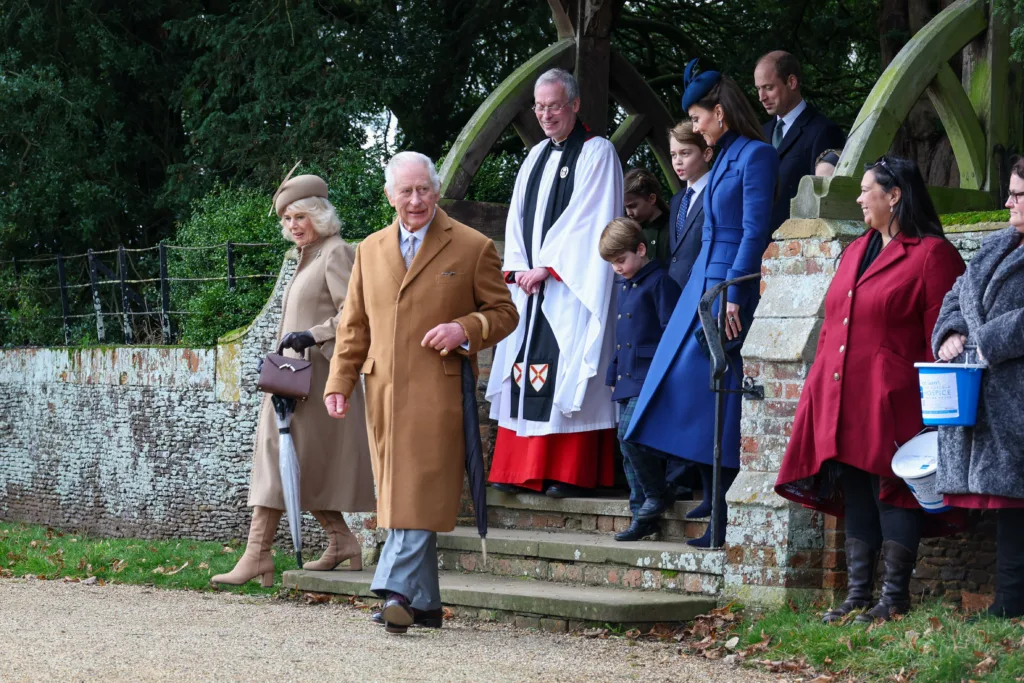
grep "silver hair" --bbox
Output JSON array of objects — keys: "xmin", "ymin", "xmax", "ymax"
[
  {"xmin": 384, "ymin": 151, "xmax": 440, "ymax": 194},
  {"xmin": 279, "ymin": 196, "xmax": 342, "ymax": 241},
  {"xmin": 534, "ymin": 68, "xmax": 580, "ymax": 102}
]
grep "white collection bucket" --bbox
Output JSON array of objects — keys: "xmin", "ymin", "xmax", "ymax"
[{"xmin": 891, "ymin": 430, "xmax": 949, "ymax": 514}]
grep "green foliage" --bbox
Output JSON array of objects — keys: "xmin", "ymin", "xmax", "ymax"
[
  {"xmin": 940, "ymin": 209, "xmax": 1011, "ymax": 226},
  {"xmin": 465, "ymin": 148, "xmax": 527, "ymax": 204},
  {"xmin": 0, "ymin": 2, "xmax": 197, "ymax": 256},
  {"xmin": 0, "ymin": 521, "xmax": 295, "ymax": 595},
  {"xmin": 168, "ymin": 185, "xmax": 287, "ymax": 347},
  {"xmin": 614, "ymin": 0, "xmax": 882, "ymax": 136}
]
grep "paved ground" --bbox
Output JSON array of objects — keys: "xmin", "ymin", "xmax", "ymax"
[{"xmin": 0, "ymin": 578, "xmax": 784, "ymax": 682}]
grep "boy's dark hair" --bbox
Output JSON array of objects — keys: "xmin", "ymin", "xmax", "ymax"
[{"xmin": 599, "ymin": 217, "xmax": 647, "ymax": 261}]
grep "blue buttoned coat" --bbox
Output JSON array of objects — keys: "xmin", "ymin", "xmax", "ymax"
[
  {"xmin": 605, "ymin": 261, "xmax": 682, "ymax": 402},
  {"xmin": 625, "ymin": 131, "xmax": 779, "ymax": 467}
]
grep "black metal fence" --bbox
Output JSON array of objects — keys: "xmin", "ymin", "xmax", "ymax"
[{"xmin": 0, "ymin": 242, "xmax": 284, "ymax": 347}]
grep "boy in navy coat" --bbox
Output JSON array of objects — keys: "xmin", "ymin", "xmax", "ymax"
[{"xmin": 599, "ymin": 218, "xmax": 682, "ymax": 541}]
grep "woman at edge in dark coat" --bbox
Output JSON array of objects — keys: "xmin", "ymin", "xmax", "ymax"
[
  {"xmin": 775, "ymin": 156, "xmax": 965, "ymax": 623},
  {"xmin": 932, "ymin": 158, "xmax": 1024, "ymax": 619},
  {"xmin": 624, "ymin": 59, "xmax": 779, "ymax": 548}
]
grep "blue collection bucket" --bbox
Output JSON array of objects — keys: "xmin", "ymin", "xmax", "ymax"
[{"xmin": 914, "ymin": 356, "xmax": 984, "ymax": 427}]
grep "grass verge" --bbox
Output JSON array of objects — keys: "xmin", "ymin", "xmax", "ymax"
[
  {"xmin": 0, "ymin": 521, "xmax": 298, "ymax": 594},
  {"xmin": 676, "ymin": 600, "xmax": 1024, "ymax": 682}
]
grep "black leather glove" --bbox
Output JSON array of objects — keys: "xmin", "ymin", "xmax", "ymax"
[{"xmin": 277, "ymin": 330, "xmax": 317, "ymax": 355}]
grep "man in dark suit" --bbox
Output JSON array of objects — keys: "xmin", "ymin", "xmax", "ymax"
[{"xmin": 755, "ymin": 51, "xmax": 845, "ymax": 231}]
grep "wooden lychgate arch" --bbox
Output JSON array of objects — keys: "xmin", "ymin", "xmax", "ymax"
[
  {"xmin": 438, "ymin": 0, "xmax": 679, "ymax": 237},
  {"xmin": 792, "ymin": 0, "xmax": 1022, "ymax": 221}
]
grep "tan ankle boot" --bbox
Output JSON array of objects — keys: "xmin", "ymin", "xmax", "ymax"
[
  {"xmin": 304, "ymin": 511, "xmax": 363, "ymax": 571},
  {"xmin": 210, "ymin": 506, "xmax": 283, "ymax": 587}
]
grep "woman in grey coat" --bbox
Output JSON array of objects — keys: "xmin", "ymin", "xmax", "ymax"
[{"xmin": 932, "ymin": 158, "xmax": 1024, "ymax": 618}]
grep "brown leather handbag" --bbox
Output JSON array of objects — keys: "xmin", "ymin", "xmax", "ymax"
[{"xmin": 257, "ymin": 353, "xmax": 312, "ymax": 400}]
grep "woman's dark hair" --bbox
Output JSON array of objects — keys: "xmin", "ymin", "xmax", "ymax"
[
  {"xmin": 623, "ymin": 168, "xmax": 670, "ymax": 213},
  {"xmin": 864, "ymin": 155, "xmax": 946, "ymax": 240},
  {"xmin": 693, "ymin": 76, "xmax": 767, "ymax": 143}
]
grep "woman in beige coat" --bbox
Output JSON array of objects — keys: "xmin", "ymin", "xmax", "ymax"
[{"xmin": 212, "ymin": 174, "xmax": 375, "ymax": 587}]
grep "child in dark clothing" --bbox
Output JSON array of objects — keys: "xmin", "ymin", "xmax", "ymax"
[{"xmin": 599, "ymin": 218, "xmax": 682, "ymax": 541}]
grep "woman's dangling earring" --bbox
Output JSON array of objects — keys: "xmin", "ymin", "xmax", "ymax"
[
  {"xmin": 718, "ymin": 119, "xmax": 723, "ymax": 129},
  {"xmin": 889, "ymin": 205, "xmax": 894, "ymax": 213}
]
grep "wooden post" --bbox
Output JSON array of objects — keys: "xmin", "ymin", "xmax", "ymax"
[
  {"xmin": 159, "ymin": 244, "xmax": 173, "ymax": 344},
  {"xmin": 117, "ymin": 246, "xmax": 133, "ymax": 345},
  {"xmin": 226, "ymin": 241, "xmax": 236, "ymax": 291},
  {"xmin": 56, "ymin": 254, "xmax": 71, "ymax": 346},
  {"xmin": 86, "ymin": 250, "xmax": 106, "ymax": 343},
  {"xmin": 572, "ymin": 0, "xmax": 613, "ymax": 136}
]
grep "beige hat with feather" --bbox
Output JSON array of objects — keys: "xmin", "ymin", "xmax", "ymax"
[{"xmin": 269, "ymin": 161, "xmax": 329, "ymax": 217}]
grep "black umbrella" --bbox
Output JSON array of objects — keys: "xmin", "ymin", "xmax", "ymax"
[{"xmin": 460, "ymin": 354, "xmax": 488, "ymax": 566}]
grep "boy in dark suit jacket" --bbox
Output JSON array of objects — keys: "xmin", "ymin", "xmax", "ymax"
[
  {"xmin": 754, "ymin": 51, "xmax": 845, "ymax": 231},
  {"xmin": 600, "ymin": 218, "xmax": 682, "ymax": 541},
  {"xmin": 666, "ymin": 122, "xmax": 713, "ymax": 289}
]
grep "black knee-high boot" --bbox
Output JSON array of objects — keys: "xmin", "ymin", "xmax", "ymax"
[
  {"xmin": 990, "ymin": 508, "xmax": 1024, "ymax": 618},
  {"xmin": 822, "ymin": 538, "xmax": 879, "ymax": 623},
  {"xmin": 686, "ymin": 464, "xmax": 738, "ymax": 548},
  {"xmin": 856, "ymin": 540, "xmax": 916, "ymax": 622}
]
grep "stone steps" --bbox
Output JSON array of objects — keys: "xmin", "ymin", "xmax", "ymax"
[
  {"xmin": 438, "ymin": 527, "xmax": 724, "ymax": 595},
  {"xmin": 282, "ymin": 569, "xmax": 716, "ymax": 630},
  {"xmin": 485, "ymin": 488, "xmax": 708, "ymax": 543}
]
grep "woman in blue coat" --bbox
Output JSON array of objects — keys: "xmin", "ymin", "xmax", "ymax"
[{"xmin": 625, "ymin": 60, "xmax": 779, "ymax": 547}]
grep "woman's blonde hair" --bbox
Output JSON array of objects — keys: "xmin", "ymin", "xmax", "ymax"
[
  {"xmin": 599, "ymin": 217, "xmax": 647, "ymax": 261},
  {"xmin": 279, "ymin": 196, "xmax": 342, "ymax": 241}
]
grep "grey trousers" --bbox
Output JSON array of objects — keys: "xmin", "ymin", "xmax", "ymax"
[{"xmin": 370, "ymin": 529, "xmax": 441, "ymax": 611}]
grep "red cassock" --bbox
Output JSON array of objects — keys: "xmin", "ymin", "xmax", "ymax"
[{"xmin": 775, "ymin": 232, "xmax": 966, "ymax": 532}]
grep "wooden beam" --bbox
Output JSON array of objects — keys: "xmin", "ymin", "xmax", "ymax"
[
  {"xmin": 574, "ymin": 0, "xmax": 613, "ymax": 136},
  {"xmin": 608, "ymin": 48, "xmax": 680, "ymax": 192},
  {"xmin": 512, "ymin": 107, "xmax": 546, "ymax": 148},
  {"xmin": 610, "ymin": 114, "xmax": 651, "ymax": 164},
  {"xmin": 439, "ymin": 199, "xmax": 509, "ymax": 241},
  {"xmin": 546, "ymin": 0, "xmax": 574, "ymax": 40},
  {"xmin": 439, "ymin": 39, "xmax": 575, "ymax": 200},
  {"xmin": 834, "ymin": 0, "xmax": 987, "ymax": 178},
  {"xmin": 925, "ymin": 63, "xmax": 987, "ymax": 190}
]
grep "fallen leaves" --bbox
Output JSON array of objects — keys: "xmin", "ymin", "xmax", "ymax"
[
  {"xmin": 302, "ymin": 592, "xmax": 332, "ymax": 605},
  {"xmin": 973, "ymin": 655, "xmax": 997, "ymax": 675}
]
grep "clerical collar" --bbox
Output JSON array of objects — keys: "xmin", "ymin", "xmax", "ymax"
[{"xmin": 550, "ymin": 137, "xmax": 567, "ymax": 149}]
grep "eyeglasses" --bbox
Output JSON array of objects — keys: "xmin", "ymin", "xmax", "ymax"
[
  {"xmin": 873, "ymin": 155, "xmax": 894, "ymax": 175},
  {"xmin": 1009, "ymin": 191, "xmax": 1024, "ymax": 205},
  {"xmin": 533, "ymin": 102, "xmax": 570, "ymax": 114}
]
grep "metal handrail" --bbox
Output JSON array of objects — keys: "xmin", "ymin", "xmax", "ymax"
[{"xmin": 696, "ymin": 273, "xmax": 764, "ymax": 549}]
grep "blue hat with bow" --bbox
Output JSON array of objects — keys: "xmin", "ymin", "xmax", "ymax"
[{"xmin": 681, "ymin": 58, "xmax": 721, "ymax": 111}]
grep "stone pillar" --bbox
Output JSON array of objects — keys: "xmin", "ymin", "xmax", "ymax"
[{"xmin": 723, "ymin": 178, "xmax": 865, "ymax": 604}]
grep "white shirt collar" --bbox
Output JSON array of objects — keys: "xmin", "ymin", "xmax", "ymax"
[
  {"xmin": 778, "ymin": 99, "xmax": 807, "ymax": 132},
  {"xmin": 688, "ymin": 172, "xmax": 710, "ymax": 199},
  {"xmin": 399, "ymin": 208, "xmax": 436, "ymax": 243}
]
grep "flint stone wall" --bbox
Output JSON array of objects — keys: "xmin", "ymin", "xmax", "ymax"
[{"xmin": 0, "ymin": 251, "xmax": 378, "ymax": 554}]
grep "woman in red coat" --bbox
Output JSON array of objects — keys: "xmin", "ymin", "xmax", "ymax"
[{"xmin": 775, "ymin": 156, "xmax": 965, "ymax": 623}]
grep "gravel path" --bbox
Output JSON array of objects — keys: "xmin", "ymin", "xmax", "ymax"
[{"xmin": 0, "ymin": 578, "xmax": 782, "ymax": 682}]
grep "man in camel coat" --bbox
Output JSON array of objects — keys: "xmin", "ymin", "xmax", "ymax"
[{"xmin": 324, "ymin": 151, "xmax": 518, "ymax": 634}]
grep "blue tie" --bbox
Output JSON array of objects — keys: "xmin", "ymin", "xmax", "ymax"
[{"xmin": 676, "ymin": 188, "xmax": 695, "ymax": 240}]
